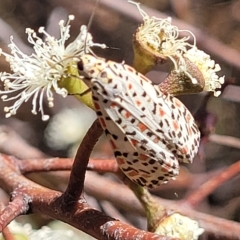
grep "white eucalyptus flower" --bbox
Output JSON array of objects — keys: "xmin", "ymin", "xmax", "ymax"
[
  {"xmin": 155, "ymin": 213, "xmax": 204, "ymax": 240},
  {"xmin": 0, "ymin": 15, "xmax": 106, "ymax": 121},
  {"xmin": 184, "ymin": 47, "xmax": 225, "ymax": 97},
  {"xmin": 130, "ymin": 1, "xmax": 195, "ymax": 60},
  {"xmin": 0, "ymin": 220, "xmax": 80, "ymax": 240},
  {"xmin": 130, "ymin": 1, "xmax": 224, "ymax": 96}
]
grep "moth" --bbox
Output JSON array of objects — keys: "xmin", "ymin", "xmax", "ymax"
[{"xmin": 78, "ymin": 54, "xmax": 200, "ymax": 188}]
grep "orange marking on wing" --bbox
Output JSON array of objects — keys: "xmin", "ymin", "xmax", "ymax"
[
  {"xmin": 136, "ymin": 100, "xmax": 141, "ymax": 106},
  {"xmin": 128, "ymin": 170, "xmax": 140, "ymax": 177},
  {"xmin": 137, "ymin": 122, "xmax": 147, "ymax": 132},
  {"xmin": 186, "ymin": 113, "xmax": 192, "ymax": 123},
  {"xmin": 173, "ymin": 120, "xmax": 179, "ymax": 131},
  {"xmin": 94, "ymin": 102, "xmax": 101, "ymax": 110},
  {"xmin": 99, "ymin": 117, "xmax": 106, "ymax": 129},
  {"xmin": 125, "ymin": 111, "xmax": 131, "ymax": 118},
  {"xmin": 153, "ymin": 137, "xmax": 160, "ymax": 143},
  {"xmin": 161, "ymin": 165, "xmax": 172, "ymax": 172},
  {"xmin": 188, "ymin": 126, "xmax": 193, "ymax": 136},
  {"xmin": 159, "ymin": 109, "xmax": 165, "ymax": 117},
  {"xmin": 110, "ymin": 102, "xmax": 117, "ymax": 108},
  {"xmin": 139, "ymin": 153, "xmax": 149, "ymax": 161},
  {"xmin": 130, "ymin": 139, "xmax": 138, "ymax": 147},
  {"xmin": 126, "ymin": 66, "xmax": 134, "ymax": 73},
  {"xmin": 174, "ymin": 98, "xmax": 182, "ymax": 108},
  {"xmin": 180, "ymin": 146, "xmax": 188, "ymax": 155},
  {"xmin": 128, "ymin": 83, "xmax": 132, "ymax": 90},
  {"xmin": 109, "ymin": 139, "xmax": 117, "ymax": 150},
  {"xmin": 140, "ymin": 74, "xmax": 149, "ymax": 82},
  {"xmin": 142, "ymin": 173, "xmax": 150, "ymax": 178},
  {"xmin": 116, "ymin": 157, "xmax": 125, "ymax": 165}
]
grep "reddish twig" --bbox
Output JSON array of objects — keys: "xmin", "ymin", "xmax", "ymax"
[
  {"xmin": 0, "ymin": 202, "xmax": 15, "ymax": 240},
  {"xmin": 19, "ymin": 158, "xmax": 74, "ymax": 174},
  {"xmin": 0, "ymin": 126, "xmax": 46, "ymax": 159},
  {"xmin": 19, "ymin": 157, "xmax": 199, "ymax": 193},
  {"xmin": 2, "ymin": 227, "xmax": 15, "ymax": 240},
  {"xmin": 116, "ymin": 170, "xmax": 169, "ymax": 232},
  {"xmin": 18, "ymin": 158, "xmax": 118, "ymax": 174},
  {"xmin": 182, "ymin": 160, "xmax": 240, "ymax": 208},
  {"xmin": 61, "ymin": 119, "xmax": 103, "ymax": 205},
  {"xmin": 0, "ymin": 124, "xmax": 239, "ymax": 238},
  {"xmin": 0, "ymin": 194, "xmax": 30, "ymax": 230},
  {"xmin": 85, "ymin": 171, "xmax": 240, "ymax": 240},
  {"xmin": 100, "ymin": 200, "xmax": 131, "ymax": 225},
  {"xmin": 209, "ymin": 134, "xmax": 240, "ymax": 149},
  {"xmin": 2, "ymin": 131, "xmax": 239, "ymax": 239},
  {"xmin": 87, "ymin": 159, "xmax": 118, "ymax": 173},
  {"xmin": 0, "ymin": 154, "xmax": 177, "ymax": 240},
  {"xmin": 100, "ymin": 221, "xmax": 177, "ymax": 240},
  {"xmin": 0, "ymin": 132, "xmax": 239, "ymax": 238}
]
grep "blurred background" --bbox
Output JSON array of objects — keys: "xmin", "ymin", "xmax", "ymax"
[{"xmin": 0, "ymin": 0, "xmax": 240, "ymax": 239}]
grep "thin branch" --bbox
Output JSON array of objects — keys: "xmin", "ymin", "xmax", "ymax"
[
  {"xmin": 170, "ymin": 0, "xmax": 192, "ymax": 22},
  {"xmin": 84, "ymin": 171, "xmax": 240, "ymax": 240},
  {"xmin": 0, "ymin": 154, "xmax": 177, "ymax": 240},
  {"xmin": 0, "ymin": 203, "xmax": 15, "ymax": 240},
  {"xmin": 116, "ymin": 170, "xmax": 168, "ymax": 232},
  {"xmin": 19, "ymin": 158, "xmax": 74, "ymax": 174},
  {"xmin": 2, "ymin": 227, "xmax": 15, "ymax": 240},
  {"xmin": 0, "ymin": 126, "xmax": 45, "ymax": 159},
  {"xmin": 182, "ymin": 160, "xmax": 240, "ymax": 208},
  {"xmin": 87, "ymin": 159, "xmax": 118, "ymax": 173},
  {"xmin": 100, "ymin": 200, "xmax": 131, "ymax": 225},
  {"xmin": 0, "ymin": 194, "xmax": 31, "ymax": 231},
  {"xmin": 18, "ymin": 158, "xmax": 118, "ymax": 174},
  {"xmin": 100, "ymin": 221, "xmax": 178, "ymax": 240},
  {"xmin": 0, "ymin": 139, "xmax": 239, "ymax": 238},
  {"xmin": 209, "ymin": 134, "xmax": 240, "ymax": 149},
  {"xmin": 61, "ymin": 119, "xmax": 103, "ymax": 206}
]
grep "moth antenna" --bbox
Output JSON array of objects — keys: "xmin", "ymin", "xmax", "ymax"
[{"xmin": 84, "ymin": 0, "xmax": 100, "ymax": 53}]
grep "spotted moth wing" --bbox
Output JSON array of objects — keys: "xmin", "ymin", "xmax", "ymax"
[{"xmin": 79, "ymin": 55, "xmax": 200, "ymax": 188}]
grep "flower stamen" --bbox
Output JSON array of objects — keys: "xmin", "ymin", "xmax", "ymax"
[
  {"xmin": 130, "ymin": 1, "xmax": 225, "ymax": 96},
  {"xmin": 0, "ymin": 15, "xmax": 106, "ymax": 120}
]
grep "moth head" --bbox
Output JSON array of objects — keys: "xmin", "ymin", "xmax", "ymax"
[{"xmin": 78, "ymin": 54, "xmax": 106, "ymax": 79}]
